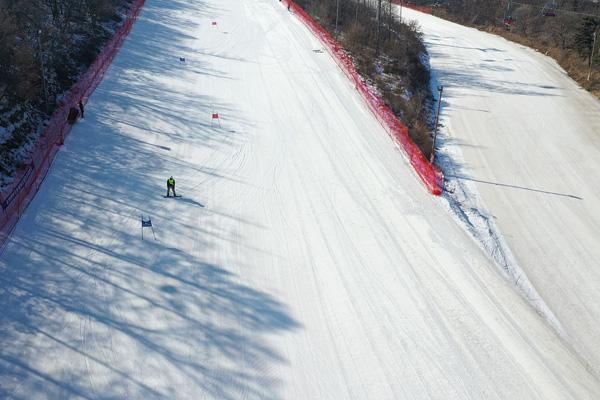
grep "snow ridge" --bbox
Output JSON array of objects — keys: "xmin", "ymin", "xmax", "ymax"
[{"xmin": 427, "ymin": 67, "xmax": 566, "ymax": 339}]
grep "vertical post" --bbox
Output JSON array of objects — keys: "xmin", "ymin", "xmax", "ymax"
[
  {"xmin": 430, "ymin": 85, "xmax": 443, "ymax": 164},
  {"xmin": 375, "ymin": 0, "xmax": 382, "ymax": 56},
  {"xmin": 335, "ymin": 0, "xmax": 340, "ymax": 36},
  {"xmin": 387, "ymin": 0, "xmax": 392, "ymax": 40},
  {"xmin": 37, "ymin": 30, "xmax": 49, "ymax": 114},
  {"xmin": 588, "ymin": 30, "xmax": 597, "ymax": 81},
  {"xmin": 399, "ymin": 0, "xmax": 403, "ymax": 21}
]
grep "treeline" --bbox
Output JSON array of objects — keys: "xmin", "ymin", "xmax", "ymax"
[
  {"xmin": 0, "ymin": 0, "xmax": 131, "ymax": 183},
  {"xmin": 295, "ymin": 0, "xmax": 435, "ymax": 157},
  {"xmin": 415, "ymin": 0, "xmax": 600, "ymax": 96}
]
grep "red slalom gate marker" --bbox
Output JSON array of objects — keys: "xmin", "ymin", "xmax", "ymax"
[{"xmin": 211, "ymin": 112, "xmax": 221, "ymax": 127}]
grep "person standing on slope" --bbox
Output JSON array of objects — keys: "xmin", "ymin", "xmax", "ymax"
[{"xmin": 166, "ymin": 176, "xmax": 177, "ymax": 197}]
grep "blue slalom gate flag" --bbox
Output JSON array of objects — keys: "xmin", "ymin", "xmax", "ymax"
[{"xmin": 141, "ymin": 215, "xmax": 156, "ymax": 240}]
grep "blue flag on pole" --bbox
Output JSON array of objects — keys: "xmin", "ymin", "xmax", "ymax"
[{"xmin": 141, "ymin": 215, "xmax": 156, "ymax": 240}]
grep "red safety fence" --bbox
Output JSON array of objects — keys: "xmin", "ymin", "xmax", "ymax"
[
  {"xmin": 284, "ymin": 0, "xmax": 443, "ymax": 195},
  {"xmin": 0, "ymin": 0, "xmax": 146, "ymax": 248}
]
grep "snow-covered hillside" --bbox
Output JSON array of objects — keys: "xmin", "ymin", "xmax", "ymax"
[
  {"xmin": 402, "ymin": 6, "xmax": 600, "ymax": 377},
  {"xmin": 0, "ymin": 1, "xmax": 599, "ymax": 399}
]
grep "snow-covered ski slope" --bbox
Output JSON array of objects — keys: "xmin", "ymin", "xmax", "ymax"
[
  {"xmin": 403, "ymin": 7, "xmax": 600, "ymax": 376},
  {"xmin": 1, "ymin": 0, "xmax": 599, "ymax": 398}
]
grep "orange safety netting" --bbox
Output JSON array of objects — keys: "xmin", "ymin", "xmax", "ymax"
[
  {"xmin": 284, "ymin": 0, "xmax": 443, "ymax": 196},
  {"xmin": 0, "ymin": 0, "xmax": 146, "ymax": 247}
]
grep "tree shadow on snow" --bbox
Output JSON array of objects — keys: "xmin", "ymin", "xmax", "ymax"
[
  {"xmin": 0, "ymin": 0, "xmax": 299, "ymax": 398},
  {"xmin": 425, "ymin": 34, "xmax": 563, "ymax": 97}
]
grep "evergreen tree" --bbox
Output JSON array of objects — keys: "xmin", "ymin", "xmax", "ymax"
[{"xmin": 572, "ymin": 17, "xmax": 598, "ymax": 64}]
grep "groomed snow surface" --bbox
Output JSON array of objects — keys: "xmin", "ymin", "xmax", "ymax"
[
  {"xmin": 402, "ymin": 5, "xmax": 600, "ymax": 380},
  {"xmin": 0, "ymin": 0, "xmax": 599, "ymax": 399}
]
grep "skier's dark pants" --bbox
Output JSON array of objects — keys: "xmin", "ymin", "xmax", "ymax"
[{"xmin": 167, "ymin": 184, "xmax": 176, "ymax": 197}]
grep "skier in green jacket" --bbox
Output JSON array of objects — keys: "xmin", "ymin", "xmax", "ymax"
[{"xmin": 166, "ymin": 176, "xmax": 176, "ymax": 197}]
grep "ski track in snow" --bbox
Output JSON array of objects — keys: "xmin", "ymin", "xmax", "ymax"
[
  {"xmin": 0, "ymin": 0, "xmax": 599, "ymax": 399},
  {"xmin": 424, "ymin": 53, "xmax": 566, "ymax": 338},
  {"xmin": 402, "ymin": 6, "xmax": 600, "ymax": 379}
]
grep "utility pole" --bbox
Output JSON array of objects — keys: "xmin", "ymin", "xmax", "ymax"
[
  {"xmin": 375, "ymin": 0, "xmax": 382, "ymax": 56},
  {"xmin": 398, "ymin": 0, "xmax": 403, "ymax": 21},
  {"xmin": 430, "ymin": 85, "xmax": 443, "ymax": 164},
  {"xmin": 588, "ymin": 29, "xmax": 597, "ymax": 81},
  {"xmin": 335, "ymin": 0, "xmax": 340, "ymax": 36},
  {"xmin": 388, "ymin": 0, "xmax": 392, "ymax": 40},
  {"xmin": 37, "ymin": 30, "xmax": 49, "ymax": 114}
]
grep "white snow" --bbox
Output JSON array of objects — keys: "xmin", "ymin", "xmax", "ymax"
[
  {"xmin": 0, "ymin": 0, "xmax": 599, "ymax": 399},
  {"xmin": 402, "ymin": 6, "xmax": 600, "ymax": 377}
]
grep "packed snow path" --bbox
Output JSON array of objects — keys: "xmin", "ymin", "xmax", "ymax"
[
  {"xmin": 1, "ymin": 0, "xmax": 599, "ymax": 398},
  {"xmin": 402, "ymin": 7, "xmax": 600, "ymax": 376}
]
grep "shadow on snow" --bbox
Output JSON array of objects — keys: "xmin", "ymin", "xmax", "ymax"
[{"xmin": 0, "ymin": 0, "xmax": 299, "ymax": 398}]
